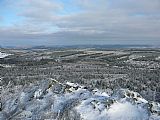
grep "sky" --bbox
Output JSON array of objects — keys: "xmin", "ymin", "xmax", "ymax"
[{"xmin": 0, "ymin": 0, "xmax": 160, "ymax": 46}]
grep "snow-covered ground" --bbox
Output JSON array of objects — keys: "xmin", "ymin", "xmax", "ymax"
[
  {"xmin": 0, "ymin": 79, "xmax": 160, "ymax": 120},
  {"xmin": 0, "ymin": 52, "xmax": 10, "ymax": 58}
]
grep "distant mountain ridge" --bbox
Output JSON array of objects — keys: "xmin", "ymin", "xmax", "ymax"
[{"xmin": 1, "ymin": 44, "xmax": 159, "ymax": 49}]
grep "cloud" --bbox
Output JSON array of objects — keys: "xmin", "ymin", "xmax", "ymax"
[
  {"xmin": 19, "ymin": 0, "xmax": 62, "ymax": 21},
  {"xmin": 56, "ymin": 0, "xmax": 160, "ymax": 38},
  {"xmin": 0, "ymin": 0, "xmax": 160, "ymax": 46},
  {"xmin": 110, "ymin": 0, "xmax": 160, "ymax": 14}
]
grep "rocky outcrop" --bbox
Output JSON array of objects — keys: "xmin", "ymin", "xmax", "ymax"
[{"xmin": 0, "ymin": 79, "xmax": 160, "ymax": 120}]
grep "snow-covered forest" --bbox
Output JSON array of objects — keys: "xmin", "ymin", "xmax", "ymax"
[{"xmin": 0, "ymin": 48, "xmax": 160, "ymax": 120}]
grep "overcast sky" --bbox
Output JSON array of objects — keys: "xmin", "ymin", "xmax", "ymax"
[{"xmin": 0, "ymin": 0, "xmax": 160, "ymax": 46}]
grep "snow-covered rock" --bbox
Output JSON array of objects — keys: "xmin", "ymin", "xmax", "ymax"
[
  {"xmin": 19, "ymin": 86, "xmax": 37, "ymax": 105},
  {"xmin": 34, "ymin": 89, "xmax": 43, "ymax": 99},
  {"xmin": 3, "ymin": 98, "xmax": 19, "ymax": 118},
  {"xmin": 0, "ymin": 112, "xmax": 8, "ymax": 120},
  {"xmin": 0, "ymin": 79, "xmax": 160, "ymax": 120},
  {"xmin": 107, "ymin": 102, "xmax": 148, "ymax": 120},
  {"xmin": 149, "ymin": 102, "xmax": 160, "ymax": 115},
  {"xmin": 13, "ymin": 111, "xmax": 32, "ymax": 119},
  {"xmin": 114, "ymin": 89, "xmax": 148, "ymax": 104}
]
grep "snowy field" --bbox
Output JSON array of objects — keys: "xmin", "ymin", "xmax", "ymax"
[{"xmin": 0, "ymin": 52, "xmax": 10, "ymax": 58}]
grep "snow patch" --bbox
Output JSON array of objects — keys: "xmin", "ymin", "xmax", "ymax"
[
  {"xmin": 107, "ymin": 102, "xmax": 148, "ymax": 120},
  {"xmin": 0, "ymin": 52, "xmax": 10, "ymax": 58}
]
